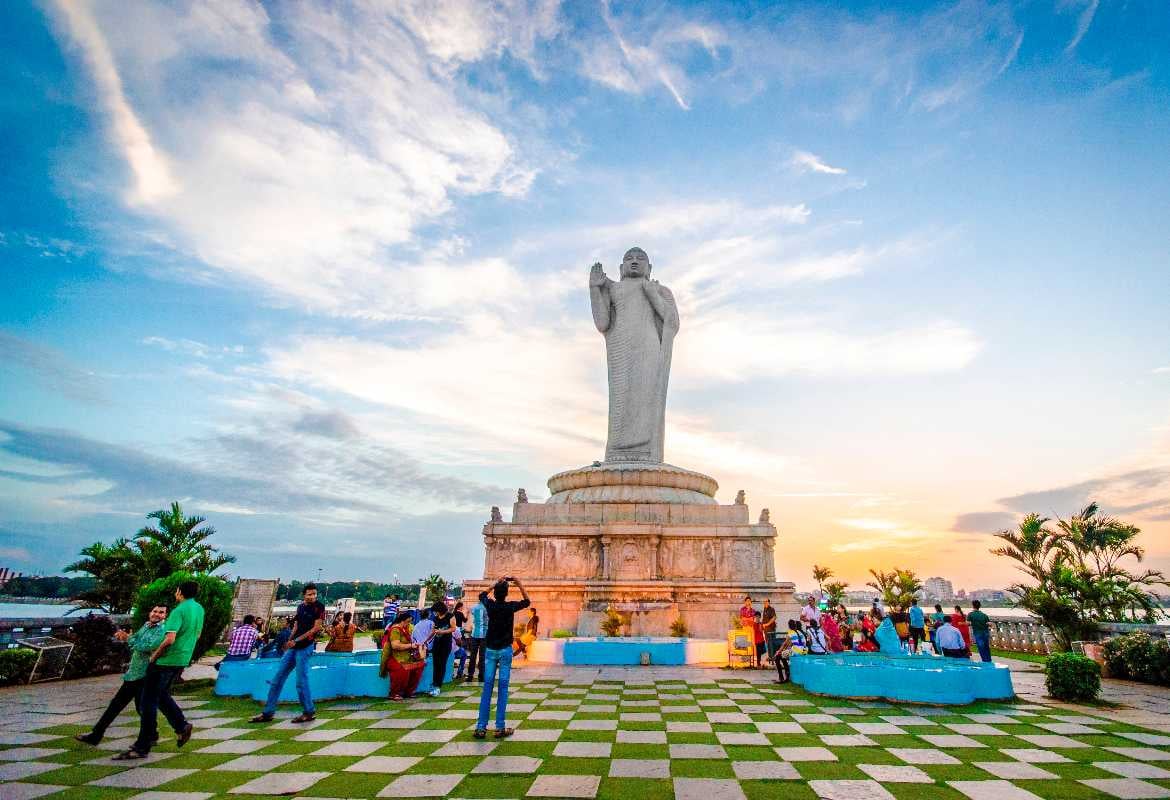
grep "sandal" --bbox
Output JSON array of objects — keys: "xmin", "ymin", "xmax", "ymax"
[
  {"xmin": 473, "ymin": 728, "xmax": 487, "ymax": 739},
  {"xmin": 249, "ymin": 713, "xmax": 274, "ymax": 724},
  {"xmin": 291, "ymin": 713, "xmax": 316, "ymax": 723},
  {"xmin": 112, "ymin": 749, "xmax": 147, "ymax": 761},
  {"xmin": 493, "ymin": 727, "xmax": 514, "ymax": 738}
]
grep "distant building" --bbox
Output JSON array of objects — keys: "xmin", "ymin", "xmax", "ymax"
[
  {"xmin": 970, "ymin": 589, "xmax": 1007, "ymax": 602},
  {"xmin": 922, "ymin": 577, "xmax": 953, "ymax": 601},
  {"xmin": 956, "ymin": 588, "xmax": 967, "ymax": 600}
]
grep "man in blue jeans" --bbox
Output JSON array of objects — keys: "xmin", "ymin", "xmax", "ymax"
[
  {"xmin": 250, "ymin": 583, "xmax": 325, "ymax": 724},
  {"xmin": 474, "ymin": 576, "xmax": 529, "ymax": 739}
]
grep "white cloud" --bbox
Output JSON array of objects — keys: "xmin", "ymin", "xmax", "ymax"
[
  {"xmin": 47, "ymin": 0, "xmax": 553, "ymax": 318},
  {"xmin": 1152, "ymin": 366, "xmax": 1170, "ymax": 375},
  {"xmin": 790, "ymin": 150, "xmax": 847, "ymax": 175},
  {"xmin": 1064, "ymin": 0, "xmax": 1099, "ymax": 54},
  {"xmin": 49, "ymin": 1, "xmax": 178, "ymax": 205}
]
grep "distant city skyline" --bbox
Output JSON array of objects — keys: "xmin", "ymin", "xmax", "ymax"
[{"xmin": 1, "ymin": 1, "xmax": 1168, "ymax": 587}]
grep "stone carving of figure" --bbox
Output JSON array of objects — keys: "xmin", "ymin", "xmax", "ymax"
[
  {"xmin": 759, "ymin": 508, "xmax": 770, "ymax": 523},
  {"xmin": 517, "ymin": 488, "xmax": 528, "ymax": 503},
  {"xmin": 490, "ymin": 506, "xmax": 503, "ymax": 522},
  {"xmin": 590, "ymin": 247, "xmax": 680, "ymax": 463},
  {"xmin": 734, "ymin": 490, "xmax": 746, "ymax": 505}
]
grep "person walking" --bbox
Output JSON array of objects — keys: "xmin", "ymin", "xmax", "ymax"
[
  {"xmin": 114, "ymin": 582, "xmax": 204, "ymax": 760},
  {"xmin": 429, "ymin": 601, "xmax": 456, "ymax": 696},
  {"xmin": 380, "ymin": 610, "xmax": 424, "ymax": 700},
  {"xmin": 760, "ymin": 598, "xmax": 777, "ymax": 665},
  {"xmin": 463, "ymin": 595, "xmax": 487, "ymax": 682},
  {"xmin": 907, "ymin": 599, "xmax": 925, "ymax": 654},
  {"xmin": 250, "ymin": 583, "xmax": 325, "ymax": 724},
  {"xmin": 968, "ymin": 600, "xmax": 992, "ymax": 662},
  {"xmin": 474, "ymin": 576, "xmax": 529, "ymax": 740},
  {"xmin": 76, "ymin": 604, "xmax": 168, "ymax": 746}
]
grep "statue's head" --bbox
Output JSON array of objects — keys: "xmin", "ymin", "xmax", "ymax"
[{"xmin": 620, "ymin": 247, "xmax": 651, "ymax": 278}]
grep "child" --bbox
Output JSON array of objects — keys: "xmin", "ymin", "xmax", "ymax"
[{"xmin": 752, "ymin": 611, "xmax": 766, "ymax": 668}]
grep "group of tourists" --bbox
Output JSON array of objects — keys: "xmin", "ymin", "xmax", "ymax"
[
  {"xmin": 74, "ymin": 580, "xmax": 207, "ymax": 761},
  {"xmin": 737, "ymin": 595, "xmax": 994, "ymax": 683}
]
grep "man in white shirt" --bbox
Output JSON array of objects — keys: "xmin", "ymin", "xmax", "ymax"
[
  {"xmin": 934, "ymin": 618, "xmax": 969, "ymax": 658},
  {"xmin": 800, "ymin": 597, "xmax": 819, "ymax": 626}
]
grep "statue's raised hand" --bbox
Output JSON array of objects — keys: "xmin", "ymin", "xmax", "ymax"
[
  {"xmin": 589, "ymin": 262, "xmax": 608, "ymax": 288},
  {"xmin": 641, "ymin": 278, "xmax": 662, "ymax": 297}
]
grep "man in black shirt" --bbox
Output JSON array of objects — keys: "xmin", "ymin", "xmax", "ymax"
[
  {"xmin": 474, "ymin": 576, "xmax": 529, "ymax": 739},
  {"xmin": 250, "ymin": 584, "xmax": 325, "ymax": 724},
  {"xmin": 428, "ymin": 601, "xmax": 456, "ymax": 696}
]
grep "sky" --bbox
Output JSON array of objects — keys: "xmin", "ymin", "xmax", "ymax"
[{"xmin": 1, "ymin": 0, "xmax": 1168, "ymax": 594}]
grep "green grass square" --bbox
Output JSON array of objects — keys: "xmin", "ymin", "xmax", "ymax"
[
  {"xmin": 1026, "ymin": 780, "xmax": 1113, "ymax": 799},
  {"xmin": 539, "ymin": 756, "xmax": 610, "ymax": 775},
  {"xmin": 154, "ymin": 768, "xmax": 259, "ymax": 793},
  {"xmin": 742, "ymin": 781, "xmax": 818, "ymax": 800},
  {"xmin": 597, "ymin": 777, "xmax": 675, "ymax": 800},
  {"xmin": 670, "ymin": 759, "xmax": 735, "ymax": 778},
  {"xmin": 453, "ymin": 774, "xmax": 535, "ymax": 797},
  {"xmin": 406, "ymin": 754, "xmax": 481, "ymax": 773},
  {"xmin": 794, "ymin": 760, "xmax": 865, "ymax": 780},
  {"xmin": 22, "ymin": 763, "xmax": 119, "ymax": 786},
  {"xmin": 38, "ymin": 788, "xmax": 135, "ymax": 800},
  {"xmin": 886, "ymin": 785, "xmax": 968, "ymax": 799}
]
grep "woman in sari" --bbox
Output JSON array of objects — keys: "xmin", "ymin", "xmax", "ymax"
[
  {"xmin": 819, "ymin": 611, "xmax": 843, "ymax": 653},
  {"xmin": 951, "ymin": 606, "xmax": 972, "ymax": 652},
  {"xmin": 380, "ymin": 611, "xmax": 424, "ymax": 701}
]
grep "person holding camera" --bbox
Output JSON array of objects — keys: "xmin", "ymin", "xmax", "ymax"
[
  {"xmin": 74, "ymin": 604, "xmax": 168, "ymax": 746},
  {"xmin": 474, "ymin": 576, "xmax": 529, "ymax": 739}
]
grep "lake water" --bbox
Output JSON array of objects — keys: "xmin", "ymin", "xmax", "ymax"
[{"xmin": 0, "ymin": 602, "xmax": 84, "ymax": 619}]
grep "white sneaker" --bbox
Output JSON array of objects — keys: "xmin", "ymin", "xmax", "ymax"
[{"xmin": 430, "ymin": 688, "xmax": 441, "ymax": 697}]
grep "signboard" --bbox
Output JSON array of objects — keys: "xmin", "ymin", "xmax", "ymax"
[{"xmin": 228, "ymin": 578, "xmax": 279, "ymax": 638}]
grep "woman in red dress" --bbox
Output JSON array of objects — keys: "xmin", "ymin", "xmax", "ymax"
[{"xmin": 951, "ymin": 606, "xmax": 972, "ymax": 652}]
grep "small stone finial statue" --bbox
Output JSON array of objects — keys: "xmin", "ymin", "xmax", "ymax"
[
  {"xmin": 759, "ymin": 508, "xmax": 770, "ymax": 524},
  {"xmin": 517, "ymin": 488, "xmax": 529, "ymax": 503},
  {"xmin": 734, "ymin": 489, "xmax": 746, "ymax": 505},
  {"xmin": 490, "ymin": 506, "xmax": 503, "ymax": 522}
]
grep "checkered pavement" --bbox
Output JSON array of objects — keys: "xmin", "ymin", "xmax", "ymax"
[{"xmin": 2, "ymin": 672, "xmax": 1170, "ymax": 799}]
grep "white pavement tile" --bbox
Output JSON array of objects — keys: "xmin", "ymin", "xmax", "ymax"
[
  {"xmin": 553, "ymin": 742, "xmax": 612, "ymax": 758},
  {"xmin": 377, "ymin": 773, "xmax": 463, "ymax": 797},
  {"xmin": 510, "ymin": 728, "xmax": 563, "ymax": 742},
  {"xmin": 775, "ymin": 746, "xmax": 837, "ymax": 761},
  {"xmin": 887, "ymin": 748, "xmax": 960, "ymax": 765},
  {"xmin": 0, "ymin": 733, "xmax": 59, "ymax": 745},
  {"xmin": 213, "ymin": 754, "xmax": 299, "ymax": 771},
  {"xmin": 715, "ymin": 732, "xmax": 770, "ymax": 746},
  {"xmin": 1078, "ymin": 779, "xmax": 1170, "ymax": 799},
  {"xmin": 1000, "ymin": 748, "xmax": 1072, "ymax": 763},
  {"xmin": 312, "ymin": 740, "xmax": 386, "ymax": 757},
  {"xmin": 1106, "ymin": 747, "xmax": 1170, "ymax": 761},
  {"xmin": 89, "ymin": 768, "xmax": 196, "ymax": 789},
  {"xmin": 920, "ymin": 734, "xmax": 987, "ymax": 748},
  {"xmin": 1119, "ymin": 732, "xmax": 1170, "ymax": 746},
  {"xmin": 188, "ymin": 727, "xmax": 249, "ymax": 741},
  {"xmin": 370, "ymin": 718, "xmax": 426, "ymax": 729},
  {"xmin": 344, "ymin": 756, "xmax": 422, "ymax": 773},
  {"xmin": 193, "ymin": 739, "xmax": 275, "ymax": 754},
  {"xmin": 398, "ymin": 728, "xmax": 459, "ymax": 743},
  {"xmin": 616, "ymin": 730, "xmax": 667, "ymax": 744},
  {"xmin": 793, "ymin": 714, "xmax": 840, "ymax": 724},
  {"xmin": 1035, "ymin": 722, "xmax": 1098, "ymax": 734},
  {"xmin": 527, "ymin": 774, "xmax": 601, "ymax": 798},
  {"xmin": 948, "ymin": 780, "xmax": 1045, "ymax": 800},
  {"xmin": 567, "ymin": 719, "xmax": 618, "ymax": 731},
  {"xmin": 1096, "ymin": 763, "xmax": 1170, "ymax": 779},
  {"xmin": 667, "ymin": 721, "xmax": 712, "ymax": 733},
  {"xmin": 227, "ymin": 772, "xmax": 329, "ymax": 795},
  {"xmin": 673, "ymin": 777, "xmax": 747, "ymax": 800},
  {"xmin": 809, "ymin": 779, "xmax": 896, "ymax": 800},
  {"xmin": 857, "ymin": 764, "xmax": 933, "ymax": 783},
  {"xmin": 128, "ymin": 793, "xmax": 213, "ymax": 800},
  {"xmin": 293, "ymin": 727, "xmax": 358, "ymax": 741},
  {"xmin": 471, "ymin": 755, "xmax": 543, "ymax": 773},
  {"xmin": 706, "ymin": 712, "xmax": 751, "ymax": 724},
  {"xmin": 1018, "ymin": 734, "xmax": 1089, "ymax": 749},
  {"xmin": 754, "ymin": 721, "xmax": 803, "ymax": 734},
  {"xmin": 669, "ymin": 743, "xmax": 728, "ymax": 759},
  {"xmin": 973, "ymin": 761, "xmax": 1058, "ymax": 780},
  {"xmin": 946, "ymin": 724, "xmax": 1009, "ymax": 736},
  {"xmin": 732, "ymin": 760, "xmax": 800, "ymax": 779},
  {"xmin": 880, "ymin": 716, "xmax": 937, "ymax": 726},
  {"xmin": 0, "ymin": 784, "xmax": 68, "ymax": 800},
  {"xmin": 0, "ymin": 747, "xmax": 66, "ymax": 761},
  {"xmin": 820, "ymin": 735, "xmax": 878, "ymax": 747},
  {"xmin": 850, "ymin": 722, "xmax": 906, "ymax": 735},
  {"xmin": 609, "ymin": 759, "xmax": 671, "ymax": 778}
]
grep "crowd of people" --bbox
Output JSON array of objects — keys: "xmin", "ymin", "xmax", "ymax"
[{"xmin": 738, "ymin": 595, "xmax": 994, "ymax": 683}]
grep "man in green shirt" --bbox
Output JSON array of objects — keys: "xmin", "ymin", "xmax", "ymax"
[
  {"xmin": 116, "ymin": 580, "xmax": 205, "ymax": 760},
  {"xmin": 968, "ymin": 600, "xmax": 993, "ymax": 663},
  {"xmin": 75, "ymin": 604, "xmax": 168, "ymax": 745}
]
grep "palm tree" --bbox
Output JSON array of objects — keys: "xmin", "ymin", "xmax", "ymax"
[
  {"xmin": 422, "ymin": 573, "xmax": 448, "ymax": 603},
  {"xmin": 812, "ymin": 565, "xmax": 833, "ymax": 598},
  {"xmin": 866, "ymin": 567, "xmax": 920, "ymax": 608},
  {"xmin": 136, "ymin": 502, "xmax": 235, "ymax": 578},
  {"xmin": 990, "ymin": 513, "xmax": 1056, "ymax": 584},
  {"xmin": 824, "ymin": 580, "xmax": 849, "ymax": 607},
  {"xmin": 65, "ymin": 539, "xmax": 143, "ymax": 613}
]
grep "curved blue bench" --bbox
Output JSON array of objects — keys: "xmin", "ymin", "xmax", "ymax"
[
  {"xmin": 789, "ymin": 652, "xmax": 1013, "ymax": 705},
  {"xmin": 215, "ymin": 648, "xmax": 456, "ymax": 701},
  {"xmin": 563, "ymin": 637, "xmax": 687, "ymax": 665}
]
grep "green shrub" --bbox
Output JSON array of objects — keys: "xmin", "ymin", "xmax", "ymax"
[
  {"xmin": 550, "ymin": 628, "xmax": 574, "ymax": 638},
  {"xmin": 1045, "ymin": 651, "xmax": 1101, "ymax": 701},
  {"xmin": 0, "ymin": 648, "xmax": 37, "ymax": 685},
  {"xmin": 1103, "ymin": 632, "xmax": 1170, "ymax": 686},
  {"xmin": 600, "ymin": 607, "xmax": 624, "ymax": 637},
  {"xmin": 63, "ymin": 613, "xmax": 127, "ymax": 679},
  {"xmin": 134, "ymin": 572, "xmax": 233, "ymax": 664},
  {"xmin": 669, "ymin": 617, "xmax": 689, "ymax": 638}
]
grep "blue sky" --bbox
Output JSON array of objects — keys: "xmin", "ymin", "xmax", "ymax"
[{"xmin": 1, "ymin": 0, "xmax": 1168, "ymax": 591}]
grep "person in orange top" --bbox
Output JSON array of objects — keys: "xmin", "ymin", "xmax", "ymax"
[{"xmin": 324, "ymin": 612, "xmax": 357, "ymax": 653}]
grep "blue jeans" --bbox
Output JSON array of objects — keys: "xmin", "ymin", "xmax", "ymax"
[
  {"xmin": 263, "ymin": 646, "xmax": 314, "ymax": 715},
  {"xmin": 476, "ymin": 647, "xmax": 512, "ymax": 731},
  {"xmin": 974, "ymin": 631, "xmax": 992, "ymax": 663}
]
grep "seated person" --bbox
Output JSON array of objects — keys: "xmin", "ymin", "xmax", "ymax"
[{"xmin": 325, "ymin": 611, "xmax": 357, "ymax": 652}]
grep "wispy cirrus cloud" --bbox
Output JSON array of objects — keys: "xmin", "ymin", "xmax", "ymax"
[
  {"xmin": 1063, "ymin": 0, "xmax": 1099, "ymax": 54},
  {"xmin": 790, "ymin": 150, "xmax": 847, "ymax": 175},
  {"xmin": 0, "ymin": 331, "xmax": 105, "ymax": 404}
]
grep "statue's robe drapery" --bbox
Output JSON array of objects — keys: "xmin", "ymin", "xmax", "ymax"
[{"xmin": 595, "ymin": 278, "xmax": 679, "ymax": 462}]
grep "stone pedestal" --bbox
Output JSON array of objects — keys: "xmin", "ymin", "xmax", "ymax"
[{"xmin": 464, "ymin": 463, "xmax": 799, "ymax": 639}]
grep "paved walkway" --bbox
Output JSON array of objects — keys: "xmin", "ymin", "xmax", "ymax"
[{"xmin": 1, "ymin": 658, "xmax": 1168, "ymax": 799}]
